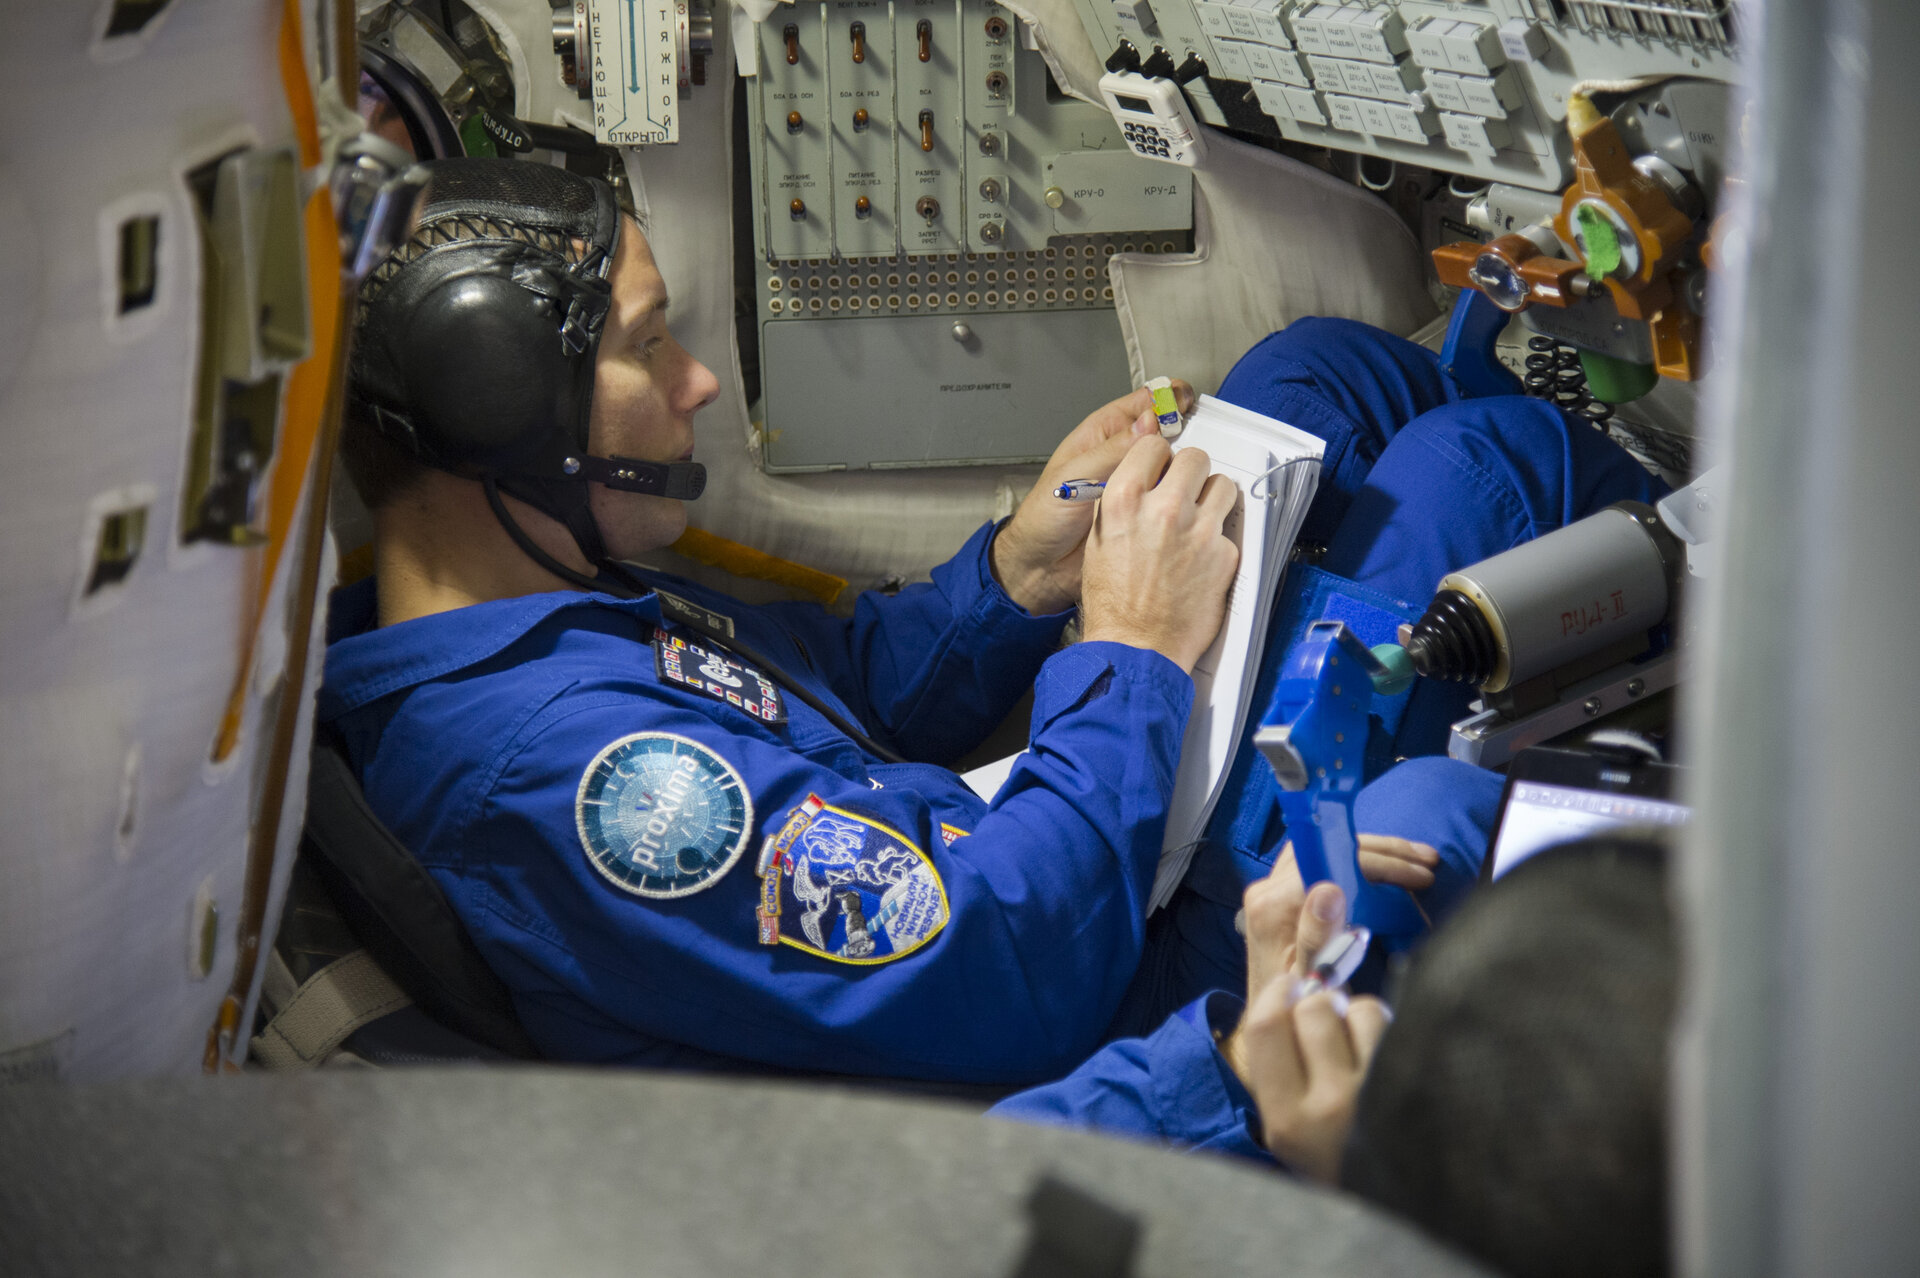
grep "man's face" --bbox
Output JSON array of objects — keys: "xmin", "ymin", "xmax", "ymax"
[{"xmin": 587, "ymin": 221, "xmax": 720, "ymax": 557}]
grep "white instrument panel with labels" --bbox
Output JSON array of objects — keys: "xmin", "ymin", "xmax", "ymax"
[
  {"xmin": 1070, "ymin": 0, "xmax": 1739, "ymax": 191},
  {"xmin": 581, "ymin": 0, "xmax": 680, "ymax": 145}
]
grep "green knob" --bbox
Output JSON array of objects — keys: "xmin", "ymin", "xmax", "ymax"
[
  {"xmin": 459, "ymin": 113, "xmax": 498, "ymax": 157},
  {"xmin": 1370, "ymin": 643, "xmax": 1416, "ymax": 697},
  {"xmin": 1578, "ymin": 348, "xmax": 1659, "ymax": 405},
  {"xmin": 1575, "ymin": 202, "xmax": 1623, "ymax": 277}
]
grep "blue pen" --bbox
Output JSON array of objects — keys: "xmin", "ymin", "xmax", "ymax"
[{"xmin": 1053, "ymin": 479, "xmax": 1105, "ymax": 502}]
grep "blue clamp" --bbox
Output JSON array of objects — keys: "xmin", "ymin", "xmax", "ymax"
[
  {"xmin": 1253, "ymin": 620, "xmax": 1428, "ymax": 944},
  {"xmin": 1438, "ymin": 287, "xmax": 1522, "ymax": 399}
]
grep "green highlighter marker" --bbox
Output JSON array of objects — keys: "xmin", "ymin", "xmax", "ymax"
[{"xmin": 1147, "ymin": 376, "xmax": 1183, "ymax": 432}]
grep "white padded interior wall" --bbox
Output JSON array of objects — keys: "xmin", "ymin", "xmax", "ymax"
[
  {"xmin": 0, "ymin": 0, "xmax": 327, "ymax": 1078},
  {"xmin": 1108, "ymin": 137, "xmax": 1437, "ymax": 394},
  {"xmin": 999, "ymin": 0, "xmax": 1107, "ymax": 102}
]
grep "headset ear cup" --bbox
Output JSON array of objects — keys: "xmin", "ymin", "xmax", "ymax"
[{"xmin": 400, "ymin": 271, "xmax": 575, "ymax": 472}]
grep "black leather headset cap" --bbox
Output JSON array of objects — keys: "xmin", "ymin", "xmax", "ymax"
[{"xmin": 348, "ymin": 158, "xmax": 625, "ymax": 560}]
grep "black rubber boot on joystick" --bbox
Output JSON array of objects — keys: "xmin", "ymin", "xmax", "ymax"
[{"xmin": 1403, "ymin": 589, "xmax": 1499, "ymax": 686}]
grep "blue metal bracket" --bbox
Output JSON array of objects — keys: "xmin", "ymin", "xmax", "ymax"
[
  {"xmin": 1253, "ymin": 620, "xmax": 1428, "ymax": 942},
  {"xmin": 1438, "ymin": 287, "xmax": 1519, "ymax": 399}
]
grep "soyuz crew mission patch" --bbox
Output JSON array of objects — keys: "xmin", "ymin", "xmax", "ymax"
[
  {"xmin": 776, "ymin": 806, "xmax": 950, "ymax": 965},
  {"xmin": 654, "ymin": 632, "xmax": 786, "ymax": 723},
  {"xmin": 575, "ymin": 732, "xmax": 754, "ymax": 899}
]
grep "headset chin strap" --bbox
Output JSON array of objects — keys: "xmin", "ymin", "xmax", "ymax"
[
  {"xmin": 566, "ymin": 455, "xmax": 707, "ymax": 501},
  {"xmin": 484, "ymin": 478, "xmax": 610, "ymax": 594}
]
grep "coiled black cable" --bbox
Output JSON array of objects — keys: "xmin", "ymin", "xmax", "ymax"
[{"xmin": 1523, "ymin": 334, "xmax": 1615, "ymax": 427}]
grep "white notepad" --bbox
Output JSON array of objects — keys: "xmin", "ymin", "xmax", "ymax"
[
  {"xmin": 958, "ymin": 395, "xmax": 1321, "ymax": 912},
  {"xmin": 1148, "ymin": 395, "xmax": 1323, "ymax": 911}
]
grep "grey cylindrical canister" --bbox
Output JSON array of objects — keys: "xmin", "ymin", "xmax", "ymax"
[{"xmin": 1437, "ymin": 503, "xmax": 1672, "ymax": 692}]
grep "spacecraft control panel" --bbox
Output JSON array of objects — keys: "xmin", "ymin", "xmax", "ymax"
[
  {"xmin": 742, "ymin": 0, "xmax": 1195, "ymax": 472},
  {"xmin": 1067, "ymin": 0, "xmax": 1737, "ymax": 191},
  {"xmin": 1063, "ymin": 0, "xmax": 1737, "ymax": 462},
  {"xmin": 353, "ymin": 0, "xmax": 1737, "ymax": 479}
]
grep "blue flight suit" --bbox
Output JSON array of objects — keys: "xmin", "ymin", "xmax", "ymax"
[
  {"xmin": 1000, "ymin": 316, "xmax": 1670, "ymax": 1147},
  {"xmin": 994, "ymin": 991, "xmax": 1272, "ymax": 1164},
  {"xmin": 990, "ymin": 761, "xmax": 1507, "ymax": 1165},
  {"xmin": 320, "ymin": 521, "xmax": 1194, "ymax": 1085},
  {"xmin": 322, "ymin": 315, "xmax": 1663, "ymax": 1092}
]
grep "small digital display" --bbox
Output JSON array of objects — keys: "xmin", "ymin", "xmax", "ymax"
[
  {"xmin": 1488, "ymin": 781, "xmax": 1689, "ymax": 880},
  {"xmin": 1113, "ymin": 93, "xmax": 1154, "ymax": 114}
]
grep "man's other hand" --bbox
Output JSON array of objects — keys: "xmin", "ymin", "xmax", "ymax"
[
  {"xmin": 990, "ymin": 380, "xmax": 1194, "ymax": 615},
  {"xmin": 1238, "ymin": 974, "xmax": 1390, "ymax": 1183},
  {"xmin": 1078, "ymin": 432, "xmax": 1238, "ymax": 673},
  {"xmin": 1220, "ymin": 840, "xmax": 1428, "ymax": 1181}
]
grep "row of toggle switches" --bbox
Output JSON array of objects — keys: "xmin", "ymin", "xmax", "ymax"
[{"xmin": 786, "ymin": 106, "xmax": 939, "ymax": 152}]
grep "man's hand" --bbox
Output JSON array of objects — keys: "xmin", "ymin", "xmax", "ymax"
[
  {"xmin": 990, "ymin": 381, "xmax": 1194, "ymax": 615},
  {"xmin": 1218, "ymin": 839, "xmax": 1431, "ymax": 1181},
  {"xmin": 1078, "ymin": 434, "xmax": 1239, "ymax": 673}
]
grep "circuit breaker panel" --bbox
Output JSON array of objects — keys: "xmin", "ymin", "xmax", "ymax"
[
  {"xmin": 745, "ymin": 0, "xmax": 1193, "ymax": 472},
  {"xmin": 1068, "ymin": 0, "xmax": 1737, "ymax": 193}
]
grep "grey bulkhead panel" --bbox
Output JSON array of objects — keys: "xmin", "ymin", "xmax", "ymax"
[{"xmin": 760, "ymin": 308, "xmax": 1132, "ymax": 469}]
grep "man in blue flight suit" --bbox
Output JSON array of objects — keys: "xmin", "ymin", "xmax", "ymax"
[
  {"xmin": 324, "ymin": 158, "xmax": 1239, "ymax": 1084},
  {"xmin": 322, "ymin": 157, "xmax": 1663, "ymax": 1085}
]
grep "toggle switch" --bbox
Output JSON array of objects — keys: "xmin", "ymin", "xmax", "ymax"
[
  {"xmin": 850, "ymin": 21, "xmax": 866, "ymax": 63},
  {"xmin": 916, "ymin": 18, "xmax": 932, "ymax": 62},
  {"xmin": 978, "ymin": 177, "xmax": 1002, "ymax": 202},
  {"xmin": 783, "ymin": 23, "xmax": 799, "ymax": 65},
  {"xmin": 1139, "ymin": 45, "xmax": 1177, "ymax": 79},
  {"xmin": 919, "ymin": 108, "xmax": 935, "ymax": 152},
  {"xmin": 916, "ymin": 195, "xmax": 940, "ymax": 223}
]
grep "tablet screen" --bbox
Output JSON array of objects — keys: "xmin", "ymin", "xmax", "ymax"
[{"xmin": 1487, "ymin": 779, "xmax": 1689, "ymax": 881}]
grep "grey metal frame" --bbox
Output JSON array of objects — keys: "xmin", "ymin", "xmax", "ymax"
[{"xmin": 1676, "ymin": 0, "xmax": 1920, "ymax": 1272}]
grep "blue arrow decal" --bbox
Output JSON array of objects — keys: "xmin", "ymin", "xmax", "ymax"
[{"xmin": 626, "ymin": 0, "xmax": 641, "ymax": 91}]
